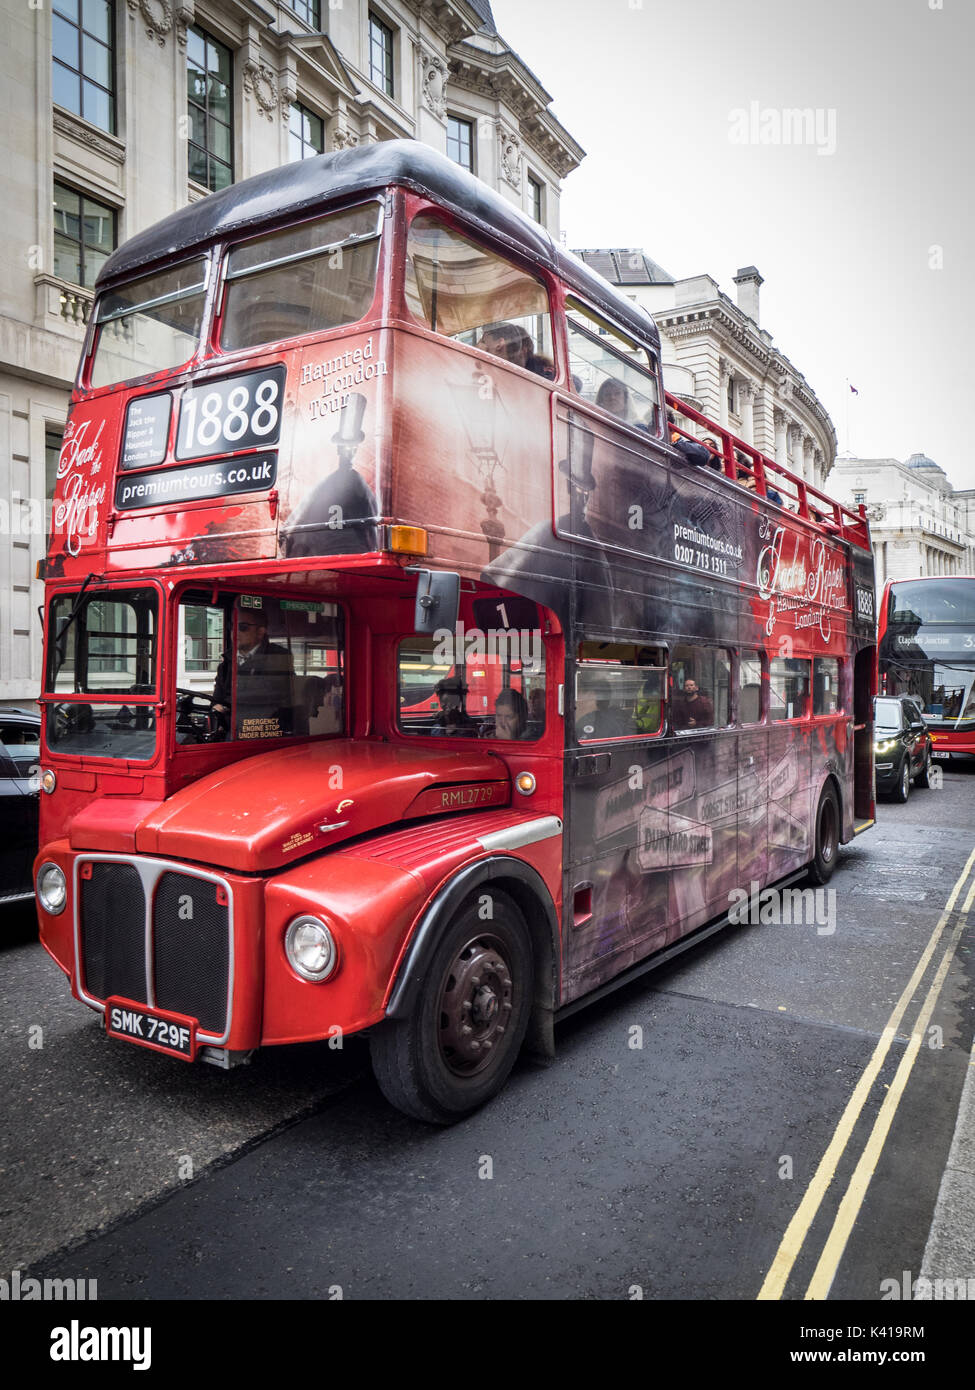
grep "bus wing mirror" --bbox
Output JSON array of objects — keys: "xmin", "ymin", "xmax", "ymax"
[{"xmin": 410, "ymin": 569, "xmax": 460, "ymax": 636}]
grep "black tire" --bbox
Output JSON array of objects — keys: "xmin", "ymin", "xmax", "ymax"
[
  {"xmin": 893, "ymin": 757, "xmax": 911, "ymax": 803},
  {"xmin": 370, "ymin": 889, "xmax": 533, "ymax": 1124},
  {"xmin": 809, "ymin": 782, "xmax": 840, "ymax": 884},
  {"xmin": 915, "ymin": 747, "xmax": 931, "ymax": 788}
]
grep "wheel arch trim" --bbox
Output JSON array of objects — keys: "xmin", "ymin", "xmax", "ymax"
[{"xmin": 384, "ymin": 855, "xmax": 560, "ymax": 1035}]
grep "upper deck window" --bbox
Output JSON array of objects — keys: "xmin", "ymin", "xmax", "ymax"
[
  {"xmin": 89, "ymin": 258, "xmax": 208, "ymax": 389},
  {"xmin": 220, "ymin": 203, "xmax": 382, "ymax": 353},
  {"xmin": 405, "ymin": 213, "xmax": 554, "ymax": 378},
  {"xmin": 566, "ymin": 297, "xmax": 660, "ymax": 434}
]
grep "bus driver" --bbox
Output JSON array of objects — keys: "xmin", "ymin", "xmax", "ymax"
[{"xmin": 213, "ymin": 608, "xmax": 296, "ymax": 738}]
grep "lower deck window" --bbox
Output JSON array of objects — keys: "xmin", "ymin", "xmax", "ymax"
[
  {"xmin": 397, "ymin": 635, "xmax": 545, "ymax": 740},
  {"xmin": 575, "ymin": 642, "xmax": 666, "ymax": 741}
]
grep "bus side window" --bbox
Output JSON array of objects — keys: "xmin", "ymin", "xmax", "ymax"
[
  {"xmin": 770, "ymin": 657, "xmax": 811, "ymax": 721},
  {"xmin": 671, "ymin": 645, "xmax": 732, "ymax": 731},
  {"xmin": 404, "ymin": 213, "xmax": 554, "ymax": 378},
  {"xmin": 575, "ymin": 641, "xmax": 666, "ymax": 742},
  {"xmin": 813, "ymin": 657, "xmax": 841, "ymax": 715},
  {"xmin": 739, "ymin": 650, "xmax": 764, "ymax": 724},
  {"xmin": 565, "ymin": 297, "xmax": 661, "ymax": 435}
]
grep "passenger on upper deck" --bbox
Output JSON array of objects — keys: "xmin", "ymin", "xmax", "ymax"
[
  {"xmin": 736, "ymin": 456, "xmax": 784, "ymax": 507},
  {"xmin": 667, "ymin": 411, "xmax": 714, "ymax": 468},
  {"xmin": 478, "ymin": 322, "xmax": 556, "ymax": 380}
]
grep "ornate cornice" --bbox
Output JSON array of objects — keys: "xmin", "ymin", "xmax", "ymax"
[
  {"xmin": 243, "ymin": 59, "xmax": 279, "ymax": 122},
  {"xmin": 498, "ymin": 122, "xmax": 522, "ymax": 190},
  {"xmin": 126, "ymin": 0, "xmax": 172, "ymax": 45},
  {"xmin": 421, "ymin": 49, "xmax": 448, "ymax": 121},
  {"xmin": 414, "ymin": 0, "xmax": 477, "ymax": 46},
  {"xmin": 53, "ymin": 106, "xmax": 126, "ymax": 164}
]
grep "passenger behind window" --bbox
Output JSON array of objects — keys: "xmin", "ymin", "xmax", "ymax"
[
  {"xmin": 672, "ymin": 678, "xmax": 714, "ymax": 730},
  {"xmin": 430, "ymin": 675, "xmax": 478, "ymax": 737},
  {"xmin": 485, "ymin": 687, "xmax": 531, "ymax": 740},
  {"xmin": 576, "ymin": 671, "xmax": 631, "ymax": 740},
  {"xmin": 479, "ymin": 322, "xmax": 555, "ymax": 380}
]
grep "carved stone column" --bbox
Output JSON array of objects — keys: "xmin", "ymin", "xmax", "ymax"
[
  {"xmin": 773, "ymin": 408, "xmax": 788, "ymax": 468},
  {"xmin": 787, "ymin": 422, "xmax": 803, "ymax": 477},
  {"xmin": 739, "ymin": 380, "xmax": 755, "ymax": 444},
  {"xmin": 718, "ymin": 357, "xmax": 731, "ymax": 429},
  {"xmin": 802, "ymin": 436, "xmax": 816, "ymax": 489}
]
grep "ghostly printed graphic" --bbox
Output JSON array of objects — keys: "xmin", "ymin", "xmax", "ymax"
[{"xmin": 280, "ymin": 393, "xmax": 379, "ymax": 556}]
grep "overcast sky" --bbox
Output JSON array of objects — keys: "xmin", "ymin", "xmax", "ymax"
[{"xmin": 491, "ymin": 0, "xmax": 973, "ymax": 490}]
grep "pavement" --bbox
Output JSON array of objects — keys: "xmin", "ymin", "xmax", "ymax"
[{"xmin": 916, "ymin": 1035, "xmax": 975, "ymax": 1296}]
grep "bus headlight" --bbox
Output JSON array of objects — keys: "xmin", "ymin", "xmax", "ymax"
[
  {"xmin": 515, "ymin": 772, "xmax": 536, "ymax": 795},
  {"xmin": 285, "ymin": 916, "xmax": 337, "ymax": 982},
  {"xmin": 37, "ymin": 863, "xmax": 67, "ymax": 915},
  {"xmin": 40, "ymin": 768, "xmax": 57, "ymax": 794}
]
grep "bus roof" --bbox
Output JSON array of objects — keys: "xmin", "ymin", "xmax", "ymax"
[{"xmin": 96, "ymin": 139, "xmax": 661, "ymax": 353}]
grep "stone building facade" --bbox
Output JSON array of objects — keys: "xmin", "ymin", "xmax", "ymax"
[
  {"xmin": 573, "ymin": 251, "xmax": 837, "ymax": 493},
  {"xmin": 830, "ymin": 454, "xmax": 975, "ymax": 590},
  {"xmin": 0, "ymin": 0, "xmax": 583, "ymax": 705}
]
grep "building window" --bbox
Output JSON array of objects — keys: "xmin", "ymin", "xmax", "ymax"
[
  {"xmin": 369, "ymin": 13, "xmax": 393, "ymax": 96},
  {"xmin": 853, "ymin": 491, "xmax": 865, "ymax": 505},
  {"xmin": 52, "ymin": 0, "xmax": 116, "ymax": 133},
  {"xmin": 289, "ymin": 0, "xmax": 320, "ymax": 27},
  {"xmin": 446, "ymin": 116, "xmax": 474, "ymax": 172},
  {"xmin": 289, "ymin": 103, "xmax": 324, "ymax": 161},
  {"xmin": 186, "ymin": 27, "xmax": 233, "ymax": 192},
  {"xmin": 53, "ymin": 180, "xmax": 116, "ymax": 288},
  {"xmin": 727, "ymin": 373, "xmax": 736, "ymax": 415},
  {"xmin": 528, "ymin": 174, "xmax": 543, "ymax": 224},
  {"xmin": 45, "ymin": 428, "xmax": 64, "ymax": 546}
]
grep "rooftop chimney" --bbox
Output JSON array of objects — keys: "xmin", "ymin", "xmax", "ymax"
[{"xmin": 733, "ymin": 266, "xmax": 764, "ymax": 325}]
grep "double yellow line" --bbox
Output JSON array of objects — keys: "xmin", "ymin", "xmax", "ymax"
[{"xmin": 757, "ymin": 846, "xmax": 975, "ymax": 1301}]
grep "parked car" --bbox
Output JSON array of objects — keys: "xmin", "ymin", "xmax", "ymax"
[
  {"xmin": 873, "ymin": 695, "xmax": 932, "ymax": 803},
  {"xmin": 0, "ymin": 708, "xmax": 40, "ymax": 904}
]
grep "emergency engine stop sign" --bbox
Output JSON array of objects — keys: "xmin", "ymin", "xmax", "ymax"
[{"xmin": 175, "ymin": 365, "xmax": 286, "ymax": 460}]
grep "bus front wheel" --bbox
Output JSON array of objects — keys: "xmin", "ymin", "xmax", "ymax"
[
  {"xmin": 371, "ymin": 890, "xmax": 533, "ymax": 1124},
  {"xmin": 809, "ymin": 783, "xmax": 840, "ymax": 884},
  {"xmin": 369, "ymin": 895, "xmax": 531, "ymax": 1123}
]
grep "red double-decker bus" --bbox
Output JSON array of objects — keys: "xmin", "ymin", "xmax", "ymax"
[
  {"xmin": 35, "ymin": 141, "xmax": 876, "ymax": 1122},
  {"xmin": 878, "ymin": 575, "xmax": 975, "ymax": 759}
]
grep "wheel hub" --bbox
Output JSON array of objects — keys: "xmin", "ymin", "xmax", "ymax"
[{"xmin": 438, "ymin": 936, "xmax": 513, "ymax": 1076}]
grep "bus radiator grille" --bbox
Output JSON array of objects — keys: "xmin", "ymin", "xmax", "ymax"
[
  {"xmin": 152, "ymin": 872, "xmax": 230, "ymax": 1035},
  {"xmin": 80, "ymin": 863, "xmax": 147, "ymax": 1005}
]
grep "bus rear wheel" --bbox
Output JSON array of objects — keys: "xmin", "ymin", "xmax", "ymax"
[
  {"xmin": 370, "ymin": 890, "xmax": 533, "ymax": 1124},
  {"xmin": 809, "ymin": 783, "xmax": 840, "ymax": 884}
]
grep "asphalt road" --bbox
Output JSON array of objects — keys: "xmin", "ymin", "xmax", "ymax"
[{"xmin": 3, "ymin": 759, "xmax": 974, "ymax": 1302}]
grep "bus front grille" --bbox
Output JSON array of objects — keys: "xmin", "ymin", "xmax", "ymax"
[
  {"xmin": 153, "ymin": 872, "xmax": 229, "ymax": 1034},
  {"xmin": 81, "ymin": 863, "xmax": 147, "ymax": 1005},
  {"xmin": 78, "ymin": 859, "xmax": 231, "ymax": 1039}
]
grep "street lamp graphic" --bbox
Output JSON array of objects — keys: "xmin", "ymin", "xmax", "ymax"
[{"xmin": 451, "ymin": 367, "xmax": 509, "ymax": 562}]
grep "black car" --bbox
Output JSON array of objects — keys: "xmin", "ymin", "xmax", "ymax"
[
  {"xmin": 0, "ymin": 708, "xmax": 40, "ymax": 905},
  {"xmin": 873, "ymin": 695, "xmax": 932, "ymax": 803}
]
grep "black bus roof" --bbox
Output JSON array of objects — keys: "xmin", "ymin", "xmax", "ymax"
[{"xmin": 96, "ymin": 138, "xmax": 660, "ymax": 353}]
